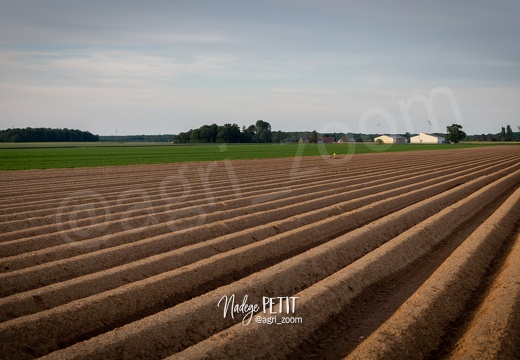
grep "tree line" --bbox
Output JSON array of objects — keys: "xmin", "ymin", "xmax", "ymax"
[
  {"xmin": 465, "ymin": 125, "xmax": 519, "ymax": 142},
  {"xmin": 0, "ymin": 128, "xmax": 99, "ymax": 142},
  {"xmin": 173, "ymin": 120, "xmax": 282, "ymax": 144},
  {"xmin": 2, "ymin": 124, "xmax": 517, "ymax": 144},
  {"xmin": 172, "ymin": 121, "xmax": 372, "ymax": 144}
]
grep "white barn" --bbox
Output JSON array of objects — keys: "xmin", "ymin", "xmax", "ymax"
[
  {"xmin": 410, "ymin": 132, "xmax": 445, "ymax": 144},
  {"xmin": 374, "ymin": 135, "xmax": 407, "ymax": 144}
]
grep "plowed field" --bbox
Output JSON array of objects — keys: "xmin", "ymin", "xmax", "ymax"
[{"xmin": 1, "ymin": 146, "xmax": 519, "ymax": 359}]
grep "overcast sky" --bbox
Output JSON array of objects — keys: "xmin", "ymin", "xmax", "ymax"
[{"xmin": 1, "ymin": 0, "xmax": 519, "ymax": 135}]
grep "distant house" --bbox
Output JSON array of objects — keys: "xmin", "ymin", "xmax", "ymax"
[
  {"xmin": 374, "ymin": 135, "xmax": 407, "ymax": 144},
  {"xmin": 338, "ymin": 134, "xmax": 354, "ymax": 143},
  {"xmin": 410, "ymin": 132, "xmax": 445, "ymax": 144}
]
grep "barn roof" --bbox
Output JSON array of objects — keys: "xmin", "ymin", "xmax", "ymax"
[
  {"xmin": 375, "ymin": 134, "xmax": 406, "ymax": 139},
  {"xmin": 415, "ymin": 132, "xmax": 445, "ymax": 138}
]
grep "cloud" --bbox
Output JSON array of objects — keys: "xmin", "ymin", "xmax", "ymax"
[
  {"xmin": 0, "ymin": 49, "xmax": 240, "ymax": 89},
  {"xmin": 0, "ymin": 0, "xmax": 519, "ymax": 135}
]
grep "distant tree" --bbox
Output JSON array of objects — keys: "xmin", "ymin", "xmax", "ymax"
[
  {"xmin": 172, "ymin": 131, "xmax": 190, "ymax": 143},
  {"xmin": 0, "ymin": 127, "xmax": 98, "ymax": 142},
  {"xmin": 487, "ymin": 133, "xmax": 497, "ymax": 142},
  {"xmin": 309, "ymin": 130, "xmax": 318, "ymax": 143},
  {"xmin": 190, "ymin": 128, "xmax": 201, "ymax": 143},
  {"xmin": 446, "ymin": 124, "xmax": 466, "ymax": 143},
  {"xmin": 199, "ymin": 125, "xmax": 215, "ymax": 143},
  {"xmin": 500, "ymin": 127, "xmax": 506, "ymax": 141},
  {"xmin": 217, "ymin": 123, "xmax": 241, "ymax": 143},
  {"xmin": 271, "ymin": 130, "xmax": 291, "ymax": 143},
  {"xmin": 255, "ymin": 120, "xmax": 272, "ymax": 143},
  {"xmin": 210, "ymin": 124, "xmax": 219, "ymax": 142},
  {"xmin": 354, "ymin": 133, "xmax": 364, "ymax": 142},
  {"xmin": 506, "ymin": 125, "xmax": 514, "ymax": 141},
  {"xmin": 240, "ymin": 125, "xmax": 256, "ymax": 143}
]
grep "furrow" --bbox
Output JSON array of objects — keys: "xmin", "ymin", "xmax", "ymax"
[
  {"xmin": 2, "ymin": 158, "xmax": 516, "ymax": 293},
  {"xmin": 0, "ymin": 153, "xmax": 366, "ymax": 203},
  {"xmin": 167, "ymin": 169, "xmax": 520, "ymax": 360},
  {"xmin": 344, "ymin": 187, "xmax": 520, "ymax": 360},
  {"xmin": 447, "ymin": 231, "xmax": 520, "ymax": 359},
  {"xmin": 1, "ymin": 146, "xmax": 520, "ymax": 360},
  {"xmin": 1, "ymin": 154, "xmax": 515, "ymax": 262},
  {"xmin": 0, "ymin": 155, "xmax": 457, "ymax": 243},
  {"xmin": 0, "ymin": 154, "xmax": 456, "ymax": 218},
  {"xmin": 31, "ymin": 159, "xmax": 520, "ymax": 360},
  {"xmin": 1, "ymin": 157, "xmax": 511, "ymax": 315}
]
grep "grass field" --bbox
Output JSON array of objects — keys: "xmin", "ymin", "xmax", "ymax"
[{"xmin": 0, "ymin": 142, "xmax": 515, "ymax": 170}]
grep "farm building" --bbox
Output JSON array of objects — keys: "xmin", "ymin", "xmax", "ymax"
[
  {"xmin": 374, "ymin": 135, "xmax": 407, "ymax": 144},
  {"xmin": 410, "ymin": 132, "xmax": 446, "ymax": 144},
  {"xmin": 338, "ymin": 134, "xmax": 355, "ymax": 143}
]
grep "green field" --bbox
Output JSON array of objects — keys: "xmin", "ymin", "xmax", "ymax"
[{"xmin": 0, "ymin": 142, "xmax": 514, "ymax": 171}]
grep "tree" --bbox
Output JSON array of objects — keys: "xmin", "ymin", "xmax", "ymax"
[
  {"xmin": 446, "ymin": 124, "xmax": 466, "ymax": 143},
  {"xmin": 272, "ymin": 130, "xmax": 291, "ymax": 143},
  {"xmin": 198, "ymin": 124, "xmax": 218, "ymax": 143},
  {"xmin": 255, "ymin": 120, "xmax": 272, "ymax": 143},
  {"xmin": 506, "ymin": 125, "xmax": 514, "ymax": 141},
  {"xmin": 487, "ymin": 133, "xmax": 496, "ymax": 142},
  {"xmin": 0, "ymin": 127, "xmax": 99, "ymax": 142},
  {"xmin": 240, "ymin": 125, "xmax": 256, "ymax": 143},
  {"xmin": 190, "ymin": 128, "xmax": 201, "ymax": 143},
  {"xmin": 309, "ymin": 130, "xmax": 318, "ymax": 143},
  {"xmin": 501, "ymin": 127, "xmax": 506, "ymax": 141},
  {"xmin": 216, "ymin": 123, "xmax": 241, "ymax": 143}
]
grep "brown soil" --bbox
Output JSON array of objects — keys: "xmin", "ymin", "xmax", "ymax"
[{"xmin": 0, "ymin": 146, "xmax": 519, "ymax": 359}]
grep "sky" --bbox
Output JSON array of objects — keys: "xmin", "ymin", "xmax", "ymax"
[{"xmin": 1, "ymin": 0, "xmax": 519, "ymax": 136}]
